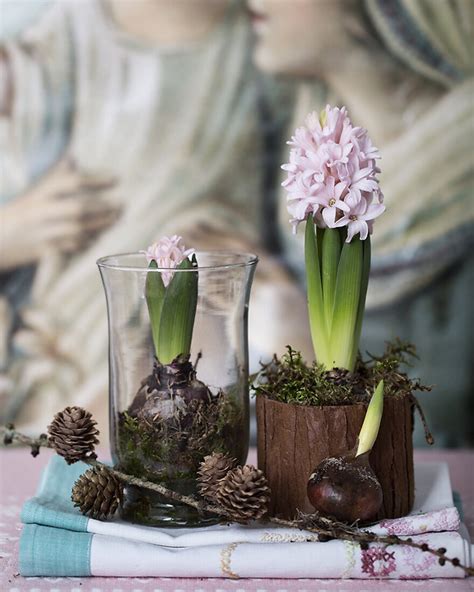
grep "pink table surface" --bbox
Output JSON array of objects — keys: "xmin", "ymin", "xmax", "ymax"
[{"xmin": 0, "ymin": 447, "xmax": 472, "ymax": 592}]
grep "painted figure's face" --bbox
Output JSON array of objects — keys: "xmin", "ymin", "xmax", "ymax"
[
  {"xmin": 247, "ymin": 0, "xmax": 354, "ymax": 76},
  {"xmin": 108, "ymin": 0, "xmax": 233, "ymax": 46},
  {"xmin": 150, "ymin": 0, "xmax": 232, "ymax": 29}
]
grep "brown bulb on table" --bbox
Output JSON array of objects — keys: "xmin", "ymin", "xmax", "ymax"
[{"xmin": 307, "ymin": 452, "xmax": 383, "ymax": 523}]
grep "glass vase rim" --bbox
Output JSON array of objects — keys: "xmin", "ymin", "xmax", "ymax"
[{"xmin": 96, "ymin": 250, "xmax": 259, "ymax": 272}]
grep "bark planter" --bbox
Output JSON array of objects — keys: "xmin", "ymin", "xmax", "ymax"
[{"xmin": 256, "ymin": 393, "xmax": 414, "ymax": 520}]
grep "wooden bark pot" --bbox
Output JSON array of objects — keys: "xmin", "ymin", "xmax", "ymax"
[{"xmin": 256, "ymin": 394, "xmax": 414, "ymax": 520}]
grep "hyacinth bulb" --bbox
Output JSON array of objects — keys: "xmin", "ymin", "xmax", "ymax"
[
  {"xmin": 307, "ymin": 380, "xmax": 384, "ymax": 523},
  {"xmin": 307, "ymin": 453, "xmax": 382, "ymax": 523}
]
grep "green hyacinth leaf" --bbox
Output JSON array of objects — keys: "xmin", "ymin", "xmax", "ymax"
[
  {"xmin": 317, "ymin": 226, "xmax": 324, "ymax": 271},
  {"xmin": 329, "ymin": 237, "xmax": 363, "ymax": 370},
  {"xmin": 349, "ymin": 235, "xmax": 371, "ymax": 370},
  {"xmin": 145, "ymin": 260, "xmax": 166, "ymax": 358},
  {"xmin": 305, "ymin": 216, "xmax": 330, "ymax": 368},
  {"xmin": 356, "ymin": 380, "xmax": 384, "ymax": 457},
  {"xmin": 157, "ymin": 255, "xmax": 198, "ymax": 365},
  {"xmin": 321, "ymin": 228, "xmax": 341, "ymax": 334}
]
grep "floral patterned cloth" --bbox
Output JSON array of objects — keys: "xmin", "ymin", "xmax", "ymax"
[
  {"xmin": 17, "ymin": 456, "xmax": 471, "ymax": 579},
  {"xmin": 375, "ymin": 507, "xmax": 460, "ymax": 536}
]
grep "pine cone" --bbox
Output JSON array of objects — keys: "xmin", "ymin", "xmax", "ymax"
[
  {"xmin": 197, "ymin": 452, "xmax": 237, "ymax": 499},
  {"xmin": 72, "ymin": 466, "xmax": 122, "ymax": 520},
  {"xmin": 216, "ymin": 465, "xmax": 271, "ymax": 522},
  {"xmin": 48, "ymin": 407, "xmax": 99, "ymax": 464}
]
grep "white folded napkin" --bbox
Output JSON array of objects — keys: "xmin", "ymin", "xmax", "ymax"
[{"xmin": 20, "ymin": 459, "xmax": 471, "ymax": 579}]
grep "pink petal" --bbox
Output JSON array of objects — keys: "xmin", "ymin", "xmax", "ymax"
[
  {"xmin": 322, "ymin": 206, "xmax": 337, "ymax": 228},
  {"xmin": 359, "ymin": 221, "xmax": 369, "ymax": 240},
  {"xmin": 346, "ymin": 220, "xmax": 368, "ymax": 242},
  {"xmin": 360, "ymin": 203, "xmax": 385, "ymax": 221},
  {"xmin": 352, "ymin": 167, "xmax": 372, "ymax": 183},
  {"xmin": 353, "ymin": 178, "xmax": 378, "ymax": 192},
  {"xmin": 336, "ymin": 199, "xmax": 350, "ymax": 213},
  {"xmin": 334, "ymin": 215, "xmax": 350, "ymax": 228},
  {"xmin": 352, "ymin": 196, "xmax": 369, "ymax": 216},
  {"xmin": 335, "ymin": 181, "xmax": 347, "ymax": 200},
  {"xmin": 345, "ymin": 189, "xmax": 361, "ymax": 209}
]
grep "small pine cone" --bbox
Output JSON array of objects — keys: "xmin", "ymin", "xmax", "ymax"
[
  {"xmin": 216, "ymin": 465, "xmax": 271, "ymax": 522},
  {"xmin": 72, "ymin": 466, "xmax": 122, "ymax": 520},
  {"xmin": 48, "ymin": 407, "xmax": 99, "ymax": 464},
  {"xmin": 197, "ymin": 452, "xmax": 237, "ymax": 500}
]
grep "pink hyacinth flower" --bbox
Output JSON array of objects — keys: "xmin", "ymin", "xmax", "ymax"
[
  {"xmin": 334, "ymin": 199, "xmax": 386, "ymax": 242},
  {"xmin": 281, "ymin": 105, "xmax": 384, "ymax": 241},
  {"xmin": 315, "ymin": 178, "xmax": 350, "ymax": 228},
  {"xmin": 141, "ymin": 235, "xmax": 195, "ymax": 286}
]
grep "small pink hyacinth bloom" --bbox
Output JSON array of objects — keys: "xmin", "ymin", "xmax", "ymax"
[
  {"xmin": 281, "ymin": 105, "xmax": 385, "ymax": 242},
  {"xmin": 315, "ymin": 177, "xmax": 350, "ymax": 228},
  {"xmin": 334, "ymin": 200, "xmax": 386, "ymax": 242},
  {"xmin": 141, "ymin": 235, "xmax": 195, "ymax": 287}
]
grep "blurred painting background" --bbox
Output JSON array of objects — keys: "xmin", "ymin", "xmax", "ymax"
[{"xmin": 0, "ymin": 0, "xmax": 473, "ymax": 447}]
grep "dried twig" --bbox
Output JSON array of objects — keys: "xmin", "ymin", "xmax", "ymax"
[
  {"xmin": 409, "ymin": 393, "xmax": 435, "ymax": 445},
  {"xmin": 1, "ymin": 425, "xmax": 50, "ymax": 457},
  {"xmin": 0, "ymin": 426, "xmax": 234, "ymax": 520},
  {"xmin": 2, "ymin": 426, "xmax": 472, "ymax": 576},
  {"xmin": 270, "ymin": 514, "xmax": 473, "ymax": 577}
]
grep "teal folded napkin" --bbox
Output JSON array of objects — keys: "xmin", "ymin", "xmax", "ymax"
[
  {"xmin": 19, "ymin": 456, "xmax": 469, "ymax": 579},
  {"xmin": 20, "ymin": 455, "xmax": 92, "ymax": 576}
]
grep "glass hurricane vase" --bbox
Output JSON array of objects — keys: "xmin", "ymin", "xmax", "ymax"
[{"xmin": 97, "ymin": 252, "xmax": 257, "ymax": 527}]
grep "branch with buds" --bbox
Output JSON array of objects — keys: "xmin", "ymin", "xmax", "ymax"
[{"xmin": 1, "ymin": 410, "xmax": 472, "ymax": 577}]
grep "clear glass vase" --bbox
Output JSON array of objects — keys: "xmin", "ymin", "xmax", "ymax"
[{"xmin": 97, "ymin": 251, "xmax": 257, "ymax": 527}]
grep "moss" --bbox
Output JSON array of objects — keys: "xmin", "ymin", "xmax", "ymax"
[
  {"xmin": 253, "ymin": 340, "xmax": 431, "ymax": 406},
  {"xmin": 113, "ymin": 355, "xmax": 247, "ymax": 525},
  {"xmin": 116, "ymin": 389, "xmax": 244, "ymax": 486}
]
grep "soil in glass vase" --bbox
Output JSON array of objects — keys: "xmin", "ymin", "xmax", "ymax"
[{"xmin": 98, "ymin": 238, "xmax": 257, "ymax": 526}]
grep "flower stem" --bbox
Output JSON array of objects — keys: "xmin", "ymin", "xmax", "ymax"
[
  {"xmin": 349, "ymin": 235, "xmax": 370, "ymax": 370},
  {"xmin": 329, "ymin": 237, "xmax": 363, "ymax": 370},
  {"xmin": 305, "ymin": 217, "xmax": 330, "ymax": 367},
  {"xmin": 321, "ymin": 228, "xmax": 341, "ymax": 335}
]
